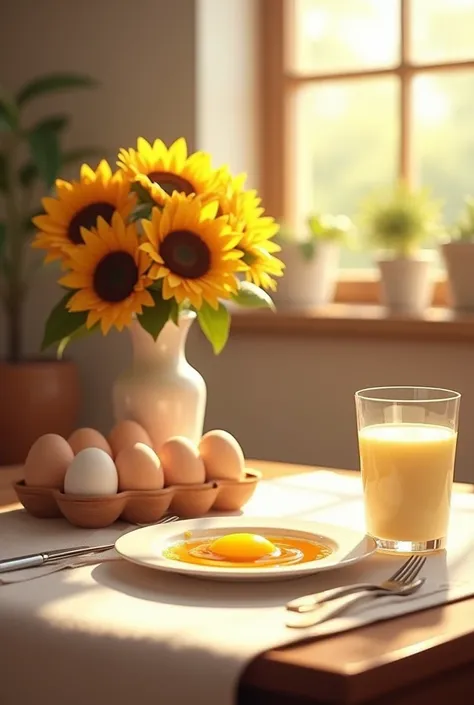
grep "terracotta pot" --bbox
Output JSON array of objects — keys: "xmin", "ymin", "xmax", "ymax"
[{"xmin": 0, "ymin": 360, "xmax": 80, "ymax": 466}]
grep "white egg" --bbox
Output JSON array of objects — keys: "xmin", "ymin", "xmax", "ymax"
[{"xmin": 64, "ymin": 448, "xmax": 118, "ymax": 496}]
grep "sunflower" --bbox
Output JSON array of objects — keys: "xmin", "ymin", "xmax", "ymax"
[
  {"xmin": 139, "ymin": 192, "xmax": 244, "ymax": 309},
  {"xmin": 32, "ymin": 160, "xmax": 135, "ymax": 263},
  {"xmin": 218, "ymin": 186, "xmax": 284, "ymax": 291},
  {"xmin": 117, "ymin": 137, "xmax": 228, "ymax": 207},
  {"xmin": 59, "ymin": 213, "xmax": 154, "ymax": 334}
]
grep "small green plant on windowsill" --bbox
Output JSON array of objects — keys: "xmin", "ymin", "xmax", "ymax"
[
  {"xmin": 0, "ymin": 72, "xmax": 102, "ymax": 363},
  {"xmin": 276, "ymin": 212, "xmax": 356, "ymax": 261},
  {"xmin": 448, "ymin": 196, "xmax": 474, "ymax": 242},
  {"xmin": 359, "ymin": 181, "xmax": 442, "ymax": 258}
]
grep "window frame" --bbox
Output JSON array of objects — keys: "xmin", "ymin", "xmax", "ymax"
[{"xmin": 259, "ymin": 0, "xmax": 474, "ymax": 305}]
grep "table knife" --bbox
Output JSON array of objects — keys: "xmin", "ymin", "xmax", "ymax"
[
  {"xmin": 0, "ymin": 543, "xmax": 114, "ymax": 574},
  {"xmin": 0, "ymin": 514, "xmax": 180, "ymax": 574}
]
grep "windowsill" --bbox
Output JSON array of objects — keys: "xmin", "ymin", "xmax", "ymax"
[
  {"xmin": 334, "ymin": 274, "xmax": 449, "ymax": 306},
  {"xmin": 231, "ymin": 303, "xmax": 474, "ymax": 342}
]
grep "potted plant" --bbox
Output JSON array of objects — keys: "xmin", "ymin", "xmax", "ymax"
[
  {"xmin": 273, "ymin": 212, "xmax": 355, "ymax": 307},
  {"xmin": 360, "ymin": 182, "xmax": 441, "ymax": 315},
  {"xmin": 0, "ymin": 72, "xmax": 101, "ymax": 464},
  {"xmin": 441, "ymin": 196, "xmax": 474, "ymax": 311}
]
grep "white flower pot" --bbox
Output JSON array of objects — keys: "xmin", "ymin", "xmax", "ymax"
[
  {"xmin": 441, "ymin": 242, "xmax": 474, "ymax": 311},
  {"xmin": 377, "ymin": 256, "xmax": 434, "ymax": 315},
  {"xmin": 112, "ymin": 312, "xmax": 207, "ymax": 453},
  {"xmin": 273, "ymin": 241, "xmax": 340, "ymax": 307}
]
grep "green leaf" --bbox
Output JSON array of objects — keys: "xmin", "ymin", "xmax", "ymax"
[
  {"xmin": 0, "ymin": 153, "xmax": 7, "ymax": 191},
  {"xmin": 137, "ymin": 287, "xmax": 172, "ymax": 340},
  {"xmin": 19, "ymin": 161, "xmax": 38, "ymax": 188},
  {"xmin": 131, "ymin": 181, "xmax": 155, "ymax": 204},
  {"xmin": 0, "ymin": 89, "xmax": 19, "ymax": 131},
  {"xmin": 197, "ymin": 301, "xmax": 230, "ymax": 354},
  {"xmin": 28, "ymin": 123, "xmax": 61, "ymax": 188},
  {"xmin": 57, "ymin": 322, "xmax": 99, "ymax": 359},
  {"xmin": 169, "ymin": 300, "xmax": 180, "ymax": 326},
  {"xmin": 231, "ymin": 280, "xmax": 275, "ymax": 311},
  {"xmin": 41, "ymin": 291, "xmax": 87, "ymax": 352},
  {"xmin": 129, "ymin": 202, "xmax": 154, "ymax": 223},
  {"xmin": 17, "ymin": 73, "xmax": 98, "ymax": 107},
  {"xmin": 29, "ymin": 114, "xmax": 69, "ymax": 135},
  {"xmin": 0, "ymin": 222, "xmax": 5, "ymax": 259}
]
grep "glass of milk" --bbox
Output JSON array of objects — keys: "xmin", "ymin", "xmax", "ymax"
[{"xmin": 355, "ymin": 386, "xmax": 461, "ymax": 553}]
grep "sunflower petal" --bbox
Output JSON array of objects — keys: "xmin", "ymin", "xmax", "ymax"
[
  {"xmin": 59, "ymin": 272, "xmax": 92, "ymax": 289},
  {"xmin": 68, "ymin": 289, "xmax": 99, "ymax": 311}
]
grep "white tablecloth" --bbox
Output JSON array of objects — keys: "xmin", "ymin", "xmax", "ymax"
[{"xmin": 2, "ymin": 470, "xmax": 474, "ymax": 705}]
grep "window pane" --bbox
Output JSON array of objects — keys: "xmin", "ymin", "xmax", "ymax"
[
  {"xmin": 291, "ymin": 0, "xmax": 400, "ymax": 75},
  {"xmin": 294, "ymin": 78, "xmax": 398, "ymax": 268},
  {"xmin": 412, "ymin": 0, "xmax": 474, "ymax": 64},
  {"xmin": 414, "ymin": 71, "xmax": 474, "ymax": 226}
]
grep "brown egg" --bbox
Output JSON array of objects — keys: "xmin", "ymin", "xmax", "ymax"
[
  {"xmin": 199, "ymin": 430, "xmax": 245, "ymax": 481},
  {"xmin": 159, "ymin": 437, "xmax": 206, "ymax": 486},
  {"xmin": 116, "ymin": 443, "xmax": 164, "ymax": 491},
  {"xmin": 108, "ymin": 420, "xmax": 153, "ymax": 458},
  {"xmin": 24, "ymin": 434, "xmax": 74, "ymax": 489},
  {"xmin": 68, "ymin": 428, "xmax": 113, "ymax": 457}
]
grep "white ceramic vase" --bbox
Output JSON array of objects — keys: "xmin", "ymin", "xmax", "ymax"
[
  {"xmin": 441, "ymin": 242, "xmax": 474, "ymax": 311},
  {"xmin": 112, "ymin": 311, "xmax": 206, "ymax": 453},
  {"xmin": 272, "ymin": 241, "xmax": 340, "ymax": 307},
  {"xmin": 377, "ymin": 256, "xmax": 434, "ymax": 315}
]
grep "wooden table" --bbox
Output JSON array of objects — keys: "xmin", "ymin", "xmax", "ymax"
[{"xmin": 2, "ymin": 460, "xmax": 474, "ymax": 705}]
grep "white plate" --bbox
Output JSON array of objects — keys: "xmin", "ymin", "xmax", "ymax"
[{"xmin": 115, "ymin": 516, "xmax": 377, "ymax": 582}]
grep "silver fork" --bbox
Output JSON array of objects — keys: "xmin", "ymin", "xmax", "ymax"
[{"xmin": 287, "ymin": 554, "xmax": 427, "ymax": 614}]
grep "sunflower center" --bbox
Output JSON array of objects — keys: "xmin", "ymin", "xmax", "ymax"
[
  {"xmin": 68, "ymin": 202, "xmax": 116, "ymax": 244},
  {"xmin": 147, "ymin": 171, "xmax": 194, "ymax": 196},
  {"xmin": 160, "ymin": 230, "xmax": 210, "ymax": 279},
  {"xmin": 93, "ymin": 251, "xmax": 139, "ymax": 302}
]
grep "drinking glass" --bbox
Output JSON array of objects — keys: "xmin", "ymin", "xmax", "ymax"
[{"xmin": 355, "ymin": 386, "xmax": 461, "ymax": 553}]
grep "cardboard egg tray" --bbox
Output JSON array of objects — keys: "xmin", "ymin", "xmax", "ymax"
[{"xmin": 13, "ymin": 469, "xmax": 261, "ymax": 529}]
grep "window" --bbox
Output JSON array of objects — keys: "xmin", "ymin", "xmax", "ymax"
[{"xmin": 260, "ymin": 0, "xmax": 474, "ymax": 279}]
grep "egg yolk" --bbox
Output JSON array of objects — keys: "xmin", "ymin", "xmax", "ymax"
[{"xmin": 208, "ymin": 533, "xmax": 277, "ymax": 561}]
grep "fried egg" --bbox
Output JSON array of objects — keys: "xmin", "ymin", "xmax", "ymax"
[{"xmin": 163, "ymin": 532, "xmax": 332, "ymax": 568}]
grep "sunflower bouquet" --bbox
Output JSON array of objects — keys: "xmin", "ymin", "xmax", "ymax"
[{"xmin": 33, "ymin": 137, "xmax": 284, "ymax": 355}]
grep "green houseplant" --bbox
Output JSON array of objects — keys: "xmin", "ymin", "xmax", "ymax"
[
  {"xmin": 441, "ymin": 196, "xmax": 474, "ymax": 310},
  {"xmin": 360, "ymin": 182, "xmax": 441, "ymax": 314},
  {"xmin": 305, "ymin": 211, "xmax": 355, "ymax": 258},
  {"xmin": 274, "ymin": 212, "xmax": 354, "ymax": 307},
  {"xmin": 0, "ymin": 72, "xmax": 100, "ymax": 464}
]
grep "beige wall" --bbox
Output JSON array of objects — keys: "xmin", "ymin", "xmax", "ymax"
[{"xmin": 1, "ymin": 1, "xmax": 473, "ymax": 484}]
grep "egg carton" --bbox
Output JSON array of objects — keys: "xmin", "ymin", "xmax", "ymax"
[{"xmin": 13, "ymin": 469, "xmax": 261, "ymax": 529}]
